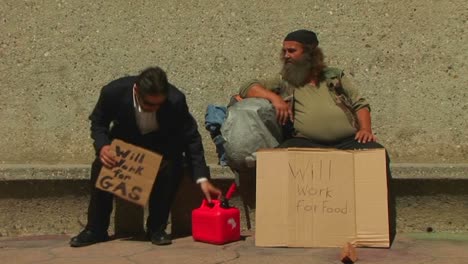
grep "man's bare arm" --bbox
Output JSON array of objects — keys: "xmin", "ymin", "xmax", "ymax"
[
  {"xmin": 355, "ymin": 108, "xmax": 377, "ymax": 143},
  {"xmin": 245, "ymin": 84, "xmax": 292, "ymax": 125}
]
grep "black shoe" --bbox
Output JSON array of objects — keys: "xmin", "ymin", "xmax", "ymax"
[
  {"xmin": 69, "ymin": 229, "xmax": 109, "ymax": 247},
  {"xmin": 150, "ymin": 230, "xmax": 172, "ymax": 246}
]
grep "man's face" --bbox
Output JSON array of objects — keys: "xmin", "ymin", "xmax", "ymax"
[
  {"xmin": 135, "ymin": 86, "xmax": 167, "ymax": 112},
  {"xmin": 282, "ymin": 41, "xmax": 304, "ymax": 64}
]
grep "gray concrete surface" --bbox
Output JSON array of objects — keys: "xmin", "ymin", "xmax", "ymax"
[
  {"xmin": 1, "ymin": 0, "xmax": 467, "ymax": 165},
  {"xmin": 1, "ymin": 172, "xmax": 467, "ymax": 237},
  {"xmin": 1, "ymin": 233, "xmax": 468, "ymax": 264},
  {"xmin": 1, "ymin": 0, "xmax": 467, "ymax": 253},
  {"xmin": 2, "ymin": 163, "xmax": 468, "ymax": 181}
]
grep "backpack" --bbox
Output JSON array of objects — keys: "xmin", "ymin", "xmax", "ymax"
[{"xmin": 221, "ymin": 98, "xmax": 283, "ymax": 170}]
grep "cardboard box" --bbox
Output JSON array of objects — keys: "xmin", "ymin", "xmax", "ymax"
[
  {"xmin": 255, "ymin": 148, "xmax": 389, "ymax": 248},
  {"xmin": 96, "ymin": 139, "xmax": 163, "ymax": 206}
]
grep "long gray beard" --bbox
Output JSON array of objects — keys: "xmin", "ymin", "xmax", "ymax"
[{"xmin": 280, "ymin": 58, "xmax": 314, "ymax": 88}]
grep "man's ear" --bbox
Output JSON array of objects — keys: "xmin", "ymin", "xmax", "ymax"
[{"xmin": 133, "ymin": 84, "xmax": 139, "ymax": 94}]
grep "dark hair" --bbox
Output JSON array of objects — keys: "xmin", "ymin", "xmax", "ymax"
[
  {"xmin": 136, "ymin": 67, "xmax": 169, "ymax": 96},
  {"xmin": 302, "ymin": 45, "xmax": 327, "ymax": 74}
]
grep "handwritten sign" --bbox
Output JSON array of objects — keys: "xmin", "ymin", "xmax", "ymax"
[
  {"xmin": 255, "ymin": 148, "xmax": 389, "ymax": 247},
  {"xmin": 285, "ymin": 152, "xmax": 356, "ymax": 246},
  {"xmin": 96, "ymin": 139, "xmax": 163, "ymax": 206},
  {"xmin": 289, "ymin": 158, "xmax": 352, "ymax": 216}
]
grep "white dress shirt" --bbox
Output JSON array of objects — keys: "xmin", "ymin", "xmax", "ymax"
[{"xmin": 133, "ymin": 88, "xmax": 159, "ymax": 135}]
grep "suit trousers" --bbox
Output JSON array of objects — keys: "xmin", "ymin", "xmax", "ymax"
[{"xmin": 85, "ymin": 158, "xmax": 183, "ymax": 235}]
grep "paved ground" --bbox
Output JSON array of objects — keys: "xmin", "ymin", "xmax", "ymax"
[{"xmin": 1, "ymin": 232, "xmax": 467, "ymax": 264}]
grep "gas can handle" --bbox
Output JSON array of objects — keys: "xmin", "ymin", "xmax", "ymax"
[{"xmin": 200, "ymin": 199, "xmax": 220, "ymax": 208}]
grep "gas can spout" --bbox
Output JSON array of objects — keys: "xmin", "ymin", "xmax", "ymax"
[{"xmin": 221, "ymin": 183, "xmax": 237, "ymax": 208}]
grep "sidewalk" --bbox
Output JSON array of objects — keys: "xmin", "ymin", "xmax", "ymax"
[{"xmin": 1, "ymin": 232, "xmax": 467, "ymax": 264}]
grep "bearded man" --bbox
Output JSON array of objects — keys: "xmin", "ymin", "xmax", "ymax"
[
  {"xmin": 239, "ymin": 29, "xmax": 384, "ymax": 150},
  {"xmin": 238, "ymin": 29, "xmax": 395, "ymax": 239}
]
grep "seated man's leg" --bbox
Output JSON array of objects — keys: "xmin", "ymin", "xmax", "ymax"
[
  {"xmin": 70, "ymin": 159, "xmax": 113, "ymax": 247},
  {"xmin": 277, "ymin": 137, "xmax": 329, "ymax": 148},
  {"xmin": 334, "ymin": 136, "xmax": 391, "ymax": 176},
  {"xmin": 334, "ymin": 136, "xmax": 385, "ymax": 150},
  {"xmin": 147, "ymin": 160, "xmax": 183, "ymax": 245},
  {"xmin": 335, "ymin": 136, "xmax": 396, "ymax": 243}
]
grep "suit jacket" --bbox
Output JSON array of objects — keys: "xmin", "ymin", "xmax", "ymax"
[{"xmin": 89, "ymin": 76, "xmax": 210, "ymax": 181}]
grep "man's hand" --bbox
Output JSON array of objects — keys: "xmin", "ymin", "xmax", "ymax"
[
  {"xmin": 200, "ymin": 181, "xmax": 222, "ymax": 203},
  {"xmin": 245, "ymin": 84, "xmax": 293, "ymax": 125},
  {"xmin": 99, "ymin": 145, "xmax": 117, "ymax": 168},
  {"xmin": 271, "ymin": 96, "xmax": 293, "ymax": 125},
  {"xmin": 355, "ymin": 129, "xmax": 377, "ymax": 144},
  {"xmin": 355, "ymin": 108, "xmax": 375, "ymax": 144}
]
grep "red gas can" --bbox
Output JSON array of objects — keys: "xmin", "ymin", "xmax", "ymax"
[{"xmin": 192, "ymin": 199, "xmax": 241, "ymax": 245}]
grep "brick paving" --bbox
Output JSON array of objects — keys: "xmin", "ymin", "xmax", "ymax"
[{"xmin": 1, "ymin": 232, "xmax": 467, "ymax": 264}]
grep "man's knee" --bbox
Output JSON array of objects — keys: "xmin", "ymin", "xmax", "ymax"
[
  {"xmin": 278, "ymin": 137, "xmax": 328, "ymax": 148},
  {"xmin": 360, "ymin": 141, "xmax": 385, "ymax": 149}
]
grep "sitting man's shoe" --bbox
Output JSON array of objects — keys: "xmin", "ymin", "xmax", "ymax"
[
  {"xmin": 69, "ymin": 229, "xmax": 109, "ymax": 247},
  {"xmin": 150, "ymin": 230, "xmax": 172, "ymax": 246}
]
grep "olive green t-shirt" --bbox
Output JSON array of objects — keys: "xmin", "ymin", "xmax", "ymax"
[
  {"xmin": 293, "ymin": 81, "xmax": 357, "ymax": 142},
  {"xmin": 239, "ymin": 68, "xmax": 370, "ymax": 143}
]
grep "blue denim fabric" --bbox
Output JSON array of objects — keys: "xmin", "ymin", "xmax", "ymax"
[{"xmin": 204, "ymin": 105, "xmax": 228, "ymax": 166}]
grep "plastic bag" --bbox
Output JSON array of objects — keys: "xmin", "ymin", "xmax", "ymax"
[{"xmin": 221, "ymin": 98, "xmax": 283, "ymax": 170}]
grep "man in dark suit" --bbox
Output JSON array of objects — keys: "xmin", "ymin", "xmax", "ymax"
[{"xmin": 70, "ymin": 66, "xmax": 222, "ymax": 247}]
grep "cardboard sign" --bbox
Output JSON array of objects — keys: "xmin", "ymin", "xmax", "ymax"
[
  {"xmin": 255, "ymin": 148, "xmax": 389, "ymax": 248},
  {"xmin": 96, "ymin": 139, "xmax": 163, "ymax": 206}
]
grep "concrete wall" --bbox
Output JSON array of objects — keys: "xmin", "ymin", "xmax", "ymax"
[{"xmin": 1, "ymin": 0, "xmax": 467, "ymax": 165}]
